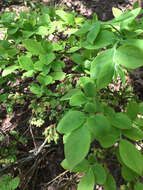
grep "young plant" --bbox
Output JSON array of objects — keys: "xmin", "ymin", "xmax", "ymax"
[{"xmin": 57, "ymin": 6, "xmax": 143, "ymax": 190}]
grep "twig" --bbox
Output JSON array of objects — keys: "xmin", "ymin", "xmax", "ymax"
[
  {"xmin": 20, "ymin": 149, "xmax": 55, "ymax": 190},
  {"xmin": 0, "ymin": 155, "xmax": 35, "ymax": 174},
  {"xmin": 29, "ymin": 123, "xmax": 37, "ymax": 151},
  {"xmin": 46, "ymin": 170, "xmax": 69, "ymax": 186},
  {"xmin": 34, "ymin": 138, "xmax": 48, "ymax": 156}
]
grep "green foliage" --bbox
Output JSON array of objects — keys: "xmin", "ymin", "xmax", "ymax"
[
  {"xmin": 119, "ymin": 139, "xmax": 143, "ymax": 175},
  {"xmin": 56, "ymin": 6, "xmax": 143, "ymax": 190},
  {"xmin": 0, "ymin": 174, "xmax": 20, "ymax": 190},
  {"xmin": 1, "ymin": 3, "xmax": 143, "ymax": 189}
]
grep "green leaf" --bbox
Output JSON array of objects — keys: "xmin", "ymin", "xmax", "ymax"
[
  {"xmin": 107, "ymin": 7, "xmax": 141, "ymax": 24},
  {"xmin": 22, "ymin": 30, "xmax": 35, "ymax": 38},
  {"xmin": 23, "ymin": 40, "xmax": 45, "ymax": 55},
  {"xmin": 70, "ymin": 93, "xmax": 88, "ymax": 106},
  {"xmin": 87, "ymin": 114, "xmax": 120, "ymax": 147},
  {"xmin": 104, "ymin": 174, "xmax": 116, "ymax": 190},
  {"xmin": 119, "ymin": 139, "xmax": 143, "ymax": 175},
  {"xmin": 22, "ymin": 70, "xmax": 35, "ymax": 78},
  {"xmin": 10, "ymin": 177, "xmax": 20, "ymax": 190},
  {"xmin": 68, "ymin": 46, "xmax": 81, "ymax": 53},
  {"xmin": 61, "ymin": 89, "xmax": 82, "ymax": 101},
  {"xmin": 75, "ymin": 24, "xmax": 90, "ymax": 36},
  {"xmin": 92, "ymin": 163, "xmax": 107, "ymax": 185},
  {"xmin": 56, "ymin": 10, "xmax": 70, "ymax": 23},
  {"xmin": 84, "ymin": 103, "xmax": 96, "ymax": 113},
  {"xmin": 7, "ymin": 48, "xmax": 19, "ymax": 57},
  {"xmin": 34, "ymin": 61, "xmax": 44, "ymax": 71},
  {"xmin": 8, "ymin": 26, "xmax": 18, "ymax": 35},
  {"xmin": 120, "ymin": 8, "xmax": 141, "ymax": 30},
  {"xmin": 42, "ymin": 40, "xmax": 53, "ymax": 53},
  {"xmin": 18, "ymin": 56, "xmax": 34, "ymax": 71},
  {"xmin": 134, "ymin": 181, "xmax": 143, "ymax": 190},
  {"xmin": 122, "ymin": 127, "xmax": 143, "ymax": 141},
  {"xmin": 64, "ymin": 28, "xmax": 78, "ymax": 35},
  {"xmin": 0, "ymin": 93, "xmax": 8, "ymax": 102},
  {"xmin": 52, "ymin": 42, "xmax": 64, "ymax": 51},
  {"xmin": 50, "ymin": 72, "xmax": 65, "ymax": 81},
  {"xmin": 87, "ymin": 22, "xmax": 101, "ymax": 44},
  {"xmin": 83, "ymin": 30, "xmax": 115, "ymax": 49},
  {"xmin": 122, "ymin": 39, "xmax": 143, "ymax": 52},
  {"xmin": 39, "ymin": 13, "xmax": 51, "ymax": 25},
  {"xmin": 2, "ymin": 65, "xmax": 19, "ymax": 77},
  {"xmin": 121, "ymin": 165, "xmax": 138, "ymax": 182},
  {"xmin": 42, "ymin": 65, "xmax": 51, "ymax": 75},
  {"xmin": 99, "ymin": 128, "xmax": 120, "ymax": 148},
  {"xmin": 61, "ymin": 159, "xmax": 90, "ymax": 172},
  {"xmin": 112, "ymin": 7, "xmax": 123, "ymax": 18},
  {"xmin": 108, "ymin": 112, "xmax": 131, "ymax": 129},
  {"xmin": 84, "ymin": 82, "xmax": 96, "ymax": 97},
  {"xmin": 36, "ymin": 26, "xmax": 49, "ymax": 36},
  {"xmin": 71, "ymin": 53, "xmax": 84, "ymax": 65},
  {"xmin": 127, "ymin": 101, "xmax": 139, "ymax": 120},
  {"xmin": 63, "ymin": 133, "xmax": 70, "ymax": 144},
  {"xmin": 87, "ymin": 114, "xmax": 111, "ymax": 138},
  {"xmin": 90, "ymin": 49, "xmax": 114, "ymax": 89},
  {"xmin": 57, "ymin": 111, "xmax": 86, "ymax": 134},
  {"xmin": 65, "ymin": 124, "xmax": 91, "ymax": 169},
  {"xmin": 139, "ymin": 102, "xmax": 143, "ymax": 114},
  {"xmin": 103, "ymin": 105, "xmax": 115, "ymax": 116},
  {"xmin": 78, "ymin": 169, "xmax": 95, "ymax": 190},
  {"xmin": 87, "ymin": 114, "xmax": 120, "ymax": 148},
  {"xmin": 79, "ymin": 77, "xmax": 93, "ymax": 87},
  {"xmin": 30, "ymin": 83, "xmax": 43, "ymax": 98},
  {"xmin": 39, "ymin": 53, "xmax": 55, "ymax": 65},
  {"xmin": 115, "ymin": 45, "xmax": 143, "ymax": 69},
  {"xmin": 51, "ymin": 60, "xmax": 65, "ymax": 71},
  {"xmin": 37, "ymin": 74, "xmax": 53, "ymax": 85}
]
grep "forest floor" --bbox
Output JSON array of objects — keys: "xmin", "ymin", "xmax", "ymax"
[{"xmin": 0, "ymin": 0, "xmax": 142, "ymax": 190}]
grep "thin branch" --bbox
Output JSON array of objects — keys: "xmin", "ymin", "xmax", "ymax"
[
  {"xmin": 29, "ymin": 123, "xmax": 37, "ymax": 151},
  {"xmin": 46, "ymin": 170, "xmax": 69, "ymax": 186}
]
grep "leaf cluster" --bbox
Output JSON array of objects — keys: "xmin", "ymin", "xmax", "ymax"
[{"xmin": 1, "ymin": 3, "xmax": 143, "ymax": 189}]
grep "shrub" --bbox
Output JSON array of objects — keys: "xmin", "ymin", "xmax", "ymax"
[{"xmin": 1, "ymin": 3, "xmax": 143, "ymax": 189}]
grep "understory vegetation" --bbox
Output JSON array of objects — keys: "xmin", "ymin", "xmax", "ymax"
[{"xmin": 1, "ymin": 1, "xmax": 143, "ymax": 189}]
